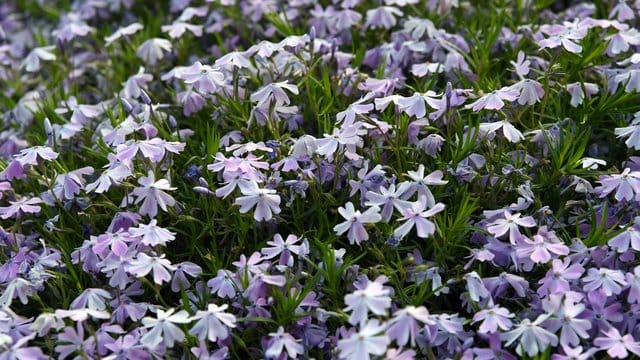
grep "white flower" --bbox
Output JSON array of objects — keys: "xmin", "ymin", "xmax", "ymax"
[
  {"xmin": 136, "ymin": 38, "xmax": 172, "ymax": 65},
  {"xmin": 141, "ymin": 308, "xmax": 191, "ymax": 348}
]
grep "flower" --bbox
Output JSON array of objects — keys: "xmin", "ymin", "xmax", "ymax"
[
  {"xmin": 14, "ymin": 146, "xmax": 58, "ymax": 165},
  {"xmin": 393, "ymin": 198, "xmax": 444, "ymax": 239},
  {"xmin": 189, "ymin": 304, "xmax": 236, "ymax": 342},
  {"xmin": 140, "ymin": 308, "xmax": 191, "ymax": 348},
  {"xmin": 387, "ymin": 306, "xmax": 432, "ymax": 346},
  {"xmin": 261, "ymin": 233, "xmax": 304, "ymax": 267},
  {"xmin": 131, "ymin": 171, "xmax": 177, "ymax": 218},
  {"xmin": 344, "ymin": 276, "xmax": 391, "ymax": 325},
  {"xmin": 265, "ymin": 326, "xmax": 304, "ymax": 359},
  {"xmin": 136, "ymin": 38, "xmax": 172, "ymax": 65},
  {"xmin": 595, "ymin": 168, "xmax": 640, "ymax": 202},
  {"xmin": 537, "ymin": 258, "xmax": 584, "ymax": 297},
  {"xmin": 105, "ymin": 22, "xmax": 144, "ymax": 46},
  {"xmin": 486, "ymin": 210, "xmax": 536, "ymax": 243},
  {"xmin": 594, "ymin": 327, "xmax": 640, "ymax": 358},
  {"xmin": 128, "ymin": 219, "xmax": 176, "ymax": 247},
  {"xmin": 472, "ymin": 305, "xmax": 514, "ymax": 334},
  {"xmin": 337, "ymin": 320, "xmax": 389, "ymax": 360},
  {"xmin": 0, "ymin": 197, "xmax": 43, "ymax": 219},
  {"xmin": 466, "ymin": 87, "xmax": 520, "ymax": 111},
  {"xmin": 178, "ymin": 61, "xmax": 224, "ymax": 94},
  {"xmin": 333, "ymin": 202, "xmax": 382, "ymax": 245},
  {"xmin": 582, "ymin": 268, "xmax": 627, "ymax": 296},
  {"xmin": 233, "ymin": 182, "xmax": 281, "ymax": 221},
  {"xmin": 501, "ymin": 315, "xmax": 558, "ymax": 357},
  {"xmin": 127, "ymin": 253, "xmax": 176, "ymax": 285},
  {"xmin": 21, "ymin": 46, "xmax": 56, "ymax": 72}
]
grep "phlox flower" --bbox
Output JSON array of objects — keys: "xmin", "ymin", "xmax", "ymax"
[
  {"xmin": 405, "ymin": 165, "xmax": 447, "ymax": 207},
  {"xmin": 364, "ymin": 182, "xmax": 412, "ymax": 222},
  {"xmin": 472, "ymin": 305, "xmax": 514, "ymax": 334},
  {"xmin": 364, "ymin": 6, "xmax": 403, "ymax": 30},
  {"xmin": 514, "ymin": 234, "xmax": 569, "ymax": 264},
  {"xmin": 486, "ymin": 210, "xmax": 536, "ymax": 243},
  {"xmin": 594, "ymin": 327, "xmax": 640, "ymax": 358},
  {"xmin": 136, "ymin": 38, "xmax": 172, "ymax": 66},
  {"xmin": 537, "ymin": 258, "xmax": 584, "ymax": 297},
  {"xmin": 537, "ymin": 24, "xmax": 587, "ymax": 53},
  {"xmin": 0, "ymin": 333, "xmax": 46, "ymax": 360},
  {"xmin": 171, "ymin": 261, "xmax": 202, "ymax": 292},
  {"xmin": 178, "ymin": 61, "xmax": 224, "ymax": 94},
  {"xmin": 162, "ymin": 21, "xmax": 203, "ymax": 39},
  {"xmin": 128, "ymin": 219, "xmax": 176, "ymax": 247},
  {"xmin": 188, "ymin": 304, "xmax": 236, "ymax": 342},
  {"xmin": 502, "ymin": 315, "xmax": 558, "ymax": 357},
  {"xmin": 54, "ymin": 323, "xmax": 95, "ymax": 360},
  {"xmin": 207, "ymin": 269, "xmax": 238, "ymax": 299},
  {"xmin": 250, "ymin": 81, "xmax": 299, "ymax": 108},
  {"xmin": 543, "ymin": 297, "xmax": 591, "ymax": 348},
  {"xmin": 582, "ymin": 268, "xmax": 627, "ymax": 296},
  {"xmin": 131, "ymin": 171, "xmax": 177, "ymax": 218},
  {"xmin": 265, "ymin": 326, "xmax": 304, "ymax": 359},
  {"xmin": 610, "ymin": 0, "xmax": 635, "ymax": 21},
  {"xmin": 478, "ymin": 120, "xmax": 524, "ymax": 143},
  {"xmin": 596, "ymin": 168, "xmax": 640, "ymax": 202},
  {"xmin": 551, "ymin": 345, "xmax": 597, "ymax": 360},
  {"xmin": 387, "ymin": 306, "xmax": 432, "ymax": 346},
  {"xmin": 464, "ymin": 271, "xmax": 491, "ymax": 302},
  {"xmin": 140, "ymin": 308, "xmax": 191, "ymax": 348},
  {"xmin": 608, "ymin": 218, "xmax": 640, "ymax": 252},
  {"xmin": 21, "ymin": 46, "xmax": 56, "ymax": 72},
  {"xmin": 70, "ymin": 288, "xmax": 112, "ymax": 311},
  {"xmin": 105, "ymin": 22, "xmax": 144, "ymax": 46},
  {"xmin": 566, "ymin": 82, "xmax": 599, "ymax": 107},
  {"xmin": 626, "ymin": 266, "xmax": 640, "ymax": 304},
  {"xmin": 615, "ymin": 118, "xmax": 640, "ymax": 150},
  {"xmin": 14, "ymin": 146, "xmax": 58, "ymax": 165},
  {"xmin": 394, "ymin": 198, "xmax": 444, "ymax": 239},
  {"xmin": 233, "ymin": 182, "xmax": 281, "ymax": 222},
  {"xmin": 337, "ymin": 320, "xmax": 389, "ymax": 360},
  {"xmin": 261, "ymin": 233, "xmax": 305, "ymax": 267},
  {"xmin": 127, "ymin": 253, "xmax": 176, "ymax": 285},
  {"xmin": 466, "ymin": 87, "xmax": 520, "ymax": 111},
  {"xmin": 0, "ymin": 196, "xmax": 43, "ymax": 219},
  {"xmin": 333, "ymin": 202, "xmax": 381, "ymax": 245},
  {"xmin": 337, "ymin": 97, "xmax": 374, "ymax": 125},
  {"xmin": 344, "ymin": 276, "xmax": 391, "ymax": 325},
  {"xmin": 85, "ymin": 154, "xmax": 132, "ymax": 194},
  {"xmin": 0, "ymin": 278, "xmax": 34, "ymax": 308}
]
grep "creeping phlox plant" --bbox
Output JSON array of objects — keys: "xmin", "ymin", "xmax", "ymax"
[{"xmin": 4, "ymin": 0, "xmax": 640, "ymax": 359}]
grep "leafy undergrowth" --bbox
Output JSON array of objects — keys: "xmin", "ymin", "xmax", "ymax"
[{"xmin": 2, "ymin": 0, "xmax": 640, "ymax": 359}]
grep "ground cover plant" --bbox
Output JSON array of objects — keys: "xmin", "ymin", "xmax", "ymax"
[{"xmin": 4, "ymin": 0, "xmax": 640, "ymax": 358}]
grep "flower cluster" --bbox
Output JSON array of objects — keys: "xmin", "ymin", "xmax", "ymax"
[{"xmin": 2, "ymin": 0, "xmax": 640, "ymax": 358}]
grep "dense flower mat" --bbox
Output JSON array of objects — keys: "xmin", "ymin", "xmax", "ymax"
[{"xmin": 2, "ymin": 0, "xmax": 640, "ymax": 359}]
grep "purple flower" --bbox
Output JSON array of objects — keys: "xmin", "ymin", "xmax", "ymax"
[
  {"xmin": 178, "ymin": 61, "xmax": 224, "ymax": 94},
  {"xmin": 265, "ymin": 326, "xmax": 304, "ymax": 359},
  {"xmin": 127, "ymin": 253, "xmax": 176, "ymax": 285},
  {"xmin": 261, "ymin": 233, "xmax": 304, "ymax": 267},
  {"xmin": 136, "ymin": 38, "xmax": 172, "ymax": 66},
  {"xmin": 387, "ymin": 306, "xmax": 432, "ymax": 346},
  {"xmin": 595, "ymin": 168, "xmax": 640, "ymax": 202},
  {"xmin": 128, "ymin": 219, "xmax": 176, "ymax": 247},
  {"xmin": 131, "ymin": 171, "xmax": 177, "ymax": 218},
  {"xmin": 140, "ymin": 308, "xmax": 191, "ymax": 348},
  {"xmin": 537, "ymin": 24, "xmax": 587, "ymax": 53},
  {"xmin": 501, "ymin": 315, "xmax": 558, "ymax": 357},
  {"xmin": 566, "ymin": 82, "xmax": 599, "ymax": 107},
  {"xmin": 344, "ymin": 276, "xmax": 391, "ymax": 325},
  {"xmin": 333, "ymin": 202, "xmax": 381, "ymax": 245},
  {"xmin": 594, "ymin": 327, "xmax": 640, "ymax": 358},
  {"xmin": 364, "ymin": 6, "xmax": 402, "ymax": 30},
  {"xmin": 364, "ymin": 183, "xmax": 411, "ymax": 222},
  {"xmin": 515, "ymin": 234, "xmax": 569, "ymax": 264},
  {"xmin": 537, "ymin": 258, "xmax": 584, "ymax": 297},
  {"xmin": 207, "ymin": 269, "xmax": 237, "ymax": 299},
  {"xmin": 234, "ymin": 182, "xmax": 281, "ymax": 222},
  {"xmin": 393, "ymin": 198, "xmax": 444, "ymax": 239},
  {"xmin": 543, "ymin": 295, "xmax": 591, "ymax": 347},
  {"xmin": 0, "ymin": 196, "xmax": 43, "ymax": 219},
  {"xmin": 337, "ymin": 320, "xmax": 389, "ymax": 360},
  {"xmin": 188, "ymin": 304, "xmax": 236, "ymax": 342},
  {"xmin": 466, "ymin": 87, "xmax": 519, "ymax": 111},
  {"xmin": 105, "ymin": 22, "xmax": 144, "ymax": 46},
  {"xmin": 15, "ymin": 146, "xmax": 58, "ymax": 165},
  {"xmin": 582, "ymin": 268, "xmax": 627, "ymax": 296},
  {"xmin": 473, "ymin": 305, "xmax": 514, "ymax": 334},
  {"xmin": 486, "ymin": 210, "xmax": 536, "ymax": 243}
]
